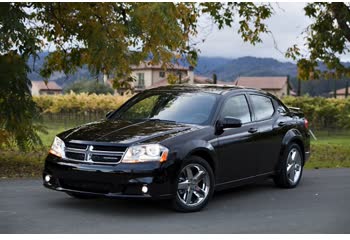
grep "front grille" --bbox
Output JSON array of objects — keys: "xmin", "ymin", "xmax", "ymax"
[
  {"xmin": 91, "ymin": 154, "xmax": 122, "ymax": 163},
  {"xmin": 64, "ymin": 142, "xmax": 127, "ymax": 165},
  {"xmin": 65, "ymin": 152, "xmax": 85, "ymax": 161},
  {"xmin": 65, "ymin": 142, "xmax": 87, "ymax": 149},
  {"xmin": 93, "ymin": 145, "xmax": 126, "ymax": 152}
]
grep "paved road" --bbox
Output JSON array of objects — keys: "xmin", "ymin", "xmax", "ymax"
[{"xmin": 0, "ymin": 169, "xmax": 349, "ymax": 233}]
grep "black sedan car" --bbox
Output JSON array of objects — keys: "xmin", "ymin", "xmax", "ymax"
[{"xmin": 43, "ymin": 85, "xmax": 310, "ymax": 212}]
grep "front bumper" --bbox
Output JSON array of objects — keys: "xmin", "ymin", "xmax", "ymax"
[{"xmin": 43, "ymin": 154, "xmax": 178, "ymax": 199}]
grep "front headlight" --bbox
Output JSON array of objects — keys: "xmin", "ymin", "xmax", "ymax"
[
  {"xmin": 121, "ymin": 144, "xmax": 169, "ymax": 163},
  {"xmin": 49, "ymin": 136, "xmax": 65, "ymax": 158}
]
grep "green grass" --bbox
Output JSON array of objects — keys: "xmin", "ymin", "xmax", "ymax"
[
  {"xmin": 1, "ymin": 121, "xmax": 86, "ymax": 179},
  {"xmin": 38, "ymin": 125, "xmax": 73, "ymax": 147},
  {"xmin": 312, "ymin": 136, "xmax": 350, "ymax": 145},
  {"xmin": 305, "ymin": 133, "xmax": 350, "ymax": 169},
  {"xmin": 37, "ymin": 119, "xmax": 90, "ymax": 147},
  {"xmin": 0, "ymin": 150, "xmax": 46, "ymax": 178}
]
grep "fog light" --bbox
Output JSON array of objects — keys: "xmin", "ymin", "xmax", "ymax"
[
  {"xmin": 45, "ymin": 175, "xmax": 51, "ymax": 182},
  {"xmin": 141, "ymin": 185, "xmax": 148, "ymax": 194}
]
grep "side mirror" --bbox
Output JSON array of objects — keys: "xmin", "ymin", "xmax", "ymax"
[
  {"xmin": 221, "ymin": 116, "xmax": 242, "ymax": 129},
  {"xmin": 106, "ymin": 111, "xmax": 113, "ymax": 119}
]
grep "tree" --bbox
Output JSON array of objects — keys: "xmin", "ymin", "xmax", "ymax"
[
  {"xmin": 64, "ymin": 79, "xmax": 114, "ymax": 95},
  {"xmin": 0, "ymin": 52, "xmax": 44, "ymax": 150},
  {"xmin": 167, "ymin": 73, "xmax": 179, "ymax": 85},
  {"xmin": 286, "ymin": 2, "xmax": 350, "ymax": 81},
  {"xmin": 0, "ymin": 2, "xmax": 273, "ymax": 149},
  {"xmin": 213, "ymin": 74, "xmax": 217, "ymax": 84},
  {"xmin": 1, "ymin": 2, "xmax": 273, "ymax": 81},
  {"xmin": 0, "ymin": 4, "xmax": 44, "ymax": 151}
]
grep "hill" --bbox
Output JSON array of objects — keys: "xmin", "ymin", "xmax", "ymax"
[
  {"xmin": 27, "ymin": 52, "xmax": 94, "ymax": 87},
  {"xmin": 195, "ymin": 56, "xmax": 350, "ymax": 96},
  {"xmin": 195, "ymin": 56, "xmax": 298, "ymax": 81}
]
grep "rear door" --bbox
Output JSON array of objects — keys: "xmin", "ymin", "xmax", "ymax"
[{"xmin": 247, "ymin": 94, "xmax": 282, "ymax": 175}]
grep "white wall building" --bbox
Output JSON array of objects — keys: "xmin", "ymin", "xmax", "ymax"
[
  {"xmin": 130, "ymin": 61, "xmax": 192, "ymax": 90},
  {"xmin": 31, "ymin": 81, "xmax": 63, "ymax": 96}
]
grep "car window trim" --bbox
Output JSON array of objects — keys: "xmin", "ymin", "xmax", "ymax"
[
  {"xmin": 218, "ymin": 93, "xmax": 253, "ymax": 125},
  {"xmin": 272, "ymin": 96, "xmax": 290, "ymax": 115},
  {"xmin": 247, "ymin": 93, "xmax": 276, "ymax": 123}
]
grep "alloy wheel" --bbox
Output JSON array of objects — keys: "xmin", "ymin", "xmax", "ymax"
[
  {"xmin": 286, "ymin": 148, "xmax": 302, "ymax": 185},
  {"xmin": 177, "ymin": 163, "xmax": 210, "ymax": 207}
]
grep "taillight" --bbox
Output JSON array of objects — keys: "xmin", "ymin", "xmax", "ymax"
[{"xmin": 304, "ymin": 119, "xmax": 309, "ymax": 129}]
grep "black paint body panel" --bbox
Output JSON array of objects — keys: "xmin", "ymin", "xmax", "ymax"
[{"xmin": 43, "ymin": 85, "xmax": 311, "ymax": 199}]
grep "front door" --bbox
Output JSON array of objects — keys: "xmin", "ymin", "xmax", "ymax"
[{"xmin": 216, "ymin": 94, "xmax": 258, "ymax": 182}]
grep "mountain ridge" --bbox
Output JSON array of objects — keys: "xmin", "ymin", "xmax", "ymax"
[
  {"xmin": 27, "ymin": 53, "xmax": 350, "ymax": 96},
  {"xmin": 195, "ymin": 56, "xmax": 298, "ymax": 81}
]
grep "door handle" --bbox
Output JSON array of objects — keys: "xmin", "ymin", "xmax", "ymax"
[
  {"xmin": 278, "ymin": 121, "xmax": 286, "ymax": 127},
  {"xmin": 248, "ymin": 128, "xmax": 258, "ymax": 133}
]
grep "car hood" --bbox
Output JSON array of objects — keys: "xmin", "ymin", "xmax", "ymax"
[{"xmin": 59, "ymin": 119, "xmax": 198, "ymax": 145}]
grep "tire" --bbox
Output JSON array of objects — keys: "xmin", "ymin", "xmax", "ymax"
[
  {"xmin": 172, "ymin": 156, "xmax": 215, "ymax": 212},
  {"xmin": 274, "ymin": 143, "xmax": 304, "ymax": 188},
  {"xmin": 66, "ymin": 192, "xmax": 98, "ymax": 199}
]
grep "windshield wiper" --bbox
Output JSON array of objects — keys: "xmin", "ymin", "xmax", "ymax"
[{"xmin": 144, "ymin": 118, "xmax": 177, "ymax": 124}]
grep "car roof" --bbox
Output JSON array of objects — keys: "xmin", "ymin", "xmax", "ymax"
[{"xmin": 147, "ymin": 84, "xmax": 268, "ymax": 95}]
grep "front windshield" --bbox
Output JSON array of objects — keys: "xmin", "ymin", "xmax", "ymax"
[{"xmin": 112, "ymin": 91, "xmax": 218, "ymax": 125}]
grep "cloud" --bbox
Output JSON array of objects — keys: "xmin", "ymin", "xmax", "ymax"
[{"xmin": 195, "ymin": 2, "xmax": 350, "ymax": 62}]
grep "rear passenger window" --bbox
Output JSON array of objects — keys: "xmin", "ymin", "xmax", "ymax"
[
  {"xmin": 221, "ymin": 95, "xmax": 251, "ymax": 123},
  {"xmin": 250, "ymin": 95, "xmax": 274, "ymax": 121}
]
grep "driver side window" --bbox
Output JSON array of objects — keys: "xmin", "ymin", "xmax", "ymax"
[{"xmin": 221, "ymin": 95, "xmax": 252, "ymax": 123}]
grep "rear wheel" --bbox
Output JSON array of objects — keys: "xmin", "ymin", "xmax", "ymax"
[
  {"xmin": 172, "ymin": 156, "xmax": 214, "ymax": 212},
  {"xmin": 274, "ymin": 143, "xmax": 304, "ymax": 188}
]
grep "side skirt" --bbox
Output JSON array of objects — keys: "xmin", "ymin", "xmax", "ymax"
[{"xmin": 214, "ymin": 172, "xmax": 274, "ymax": 192}]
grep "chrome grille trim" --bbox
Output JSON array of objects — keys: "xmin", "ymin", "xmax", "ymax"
[
  {"xmin": 87, "ymin": 150, "xmax": 124, "ymax": 155},
  {"xmin": 62, "ymin": 158, "xmax": 123, "ymax": 165},
  {"xmin": 65, "ymin": 147, "xmax": 86, "ymax": 153},
  {"xmin": 65, "ymin": 148, "xmax": 124, "ymax": 156},
  {"xmin": 63, "ymin": 143, "xmax": 126, "ymax": 165}
]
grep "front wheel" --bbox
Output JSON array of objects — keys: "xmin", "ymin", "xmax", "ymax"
[
  {"xmin": 274, "ymin": 143, "xmax": 304, "ymax": 188},
  {"xmin": 172, "ymin": 156, "xmax": 214, "ymax": 212}
]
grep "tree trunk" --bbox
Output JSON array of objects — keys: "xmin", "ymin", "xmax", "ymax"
[
  {"xmin": 297, "ymin": 78, "xmax": 301, "ymax": 96},
  {"xmin": 345, "ymin": 81, "xmax": 349, "ymax": 98}
]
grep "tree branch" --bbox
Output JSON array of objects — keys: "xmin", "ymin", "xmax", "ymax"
[{"xmin": 330, "ymin": 3, "xmax": 350, "ymax": 42}]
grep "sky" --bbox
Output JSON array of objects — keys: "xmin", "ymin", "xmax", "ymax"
[
  {"xmin": 194, "ymin": 2, "xmax": 349, "ymax": 62},
  {"xmin": 40, "ymin": 2, "xmax": 349, "ymax": 63}
]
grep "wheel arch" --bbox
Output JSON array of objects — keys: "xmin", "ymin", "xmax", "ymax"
[
  {"xmin": 180, "ymin": 140, "xmax": 218, "ymax": 174},
  {"xmin": 280, "ymin": 128, "xmax": 305, "ymax": 164},
  {"xmin": 189, "ymin": 149, "xmax": 217, "ymax": 174},
  {"xmin": 290, "ymin": 139, "xmax": 305, "ymax": 164}
]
